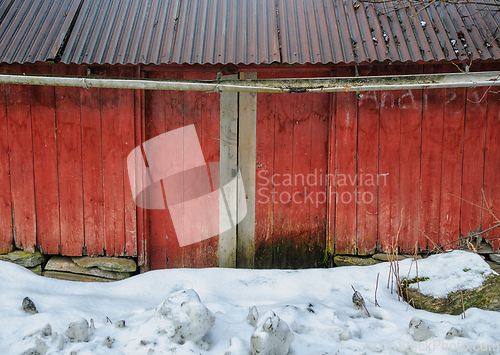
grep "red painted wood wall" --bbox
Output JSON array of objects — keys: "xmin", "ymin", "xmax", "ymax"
[{"xmin": 0, "ymin": 62, "xmax": 499, "ymax": 270}]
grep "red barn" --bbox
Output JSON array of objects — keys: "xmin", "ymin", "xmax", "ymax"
[{"xmin": 0, "ymin": 0, "xmax": 499, "ymax": 270}]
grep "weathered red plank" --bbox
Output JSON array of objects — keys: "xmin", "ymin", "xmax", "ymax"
[
  {"xmin": 80, "ymin": 71, "xmax": 104, "ymax": 256},
  {"xmin": 255, "ymin": 91, "xmax": 275, "ymax": 268},
  {"xmin": 482, "ymin": 63, "xmax": 500, "ymax": 250},
  {"xmin": 326, "ymin": 75, "xmax": 336, "ymax": 259},
  {"xmin": 137, "ymin": 69, "xmax": 148, "ymax": 270},
  {"xmin": 6, "ymin": 64, "xmax": 37, "ymax": 252},
  {"xmin": 0, "ymin": 68, "xmax": 13, "ymax": 253},
  {"xmin": 119, "ymin": 67, "xmax": 137, "ymax": 257},
  {"xmin": 334, "ymin": 66, "xmax": 358, "ymax": 255},
  {"xmin": 439, "ymin": 69, "xmax": 465, "ymax": 249},
  {"xmin": 378, "ymin": 67, "xmax": 402, "ymax": 253},
  {"xmin": 30, "ymin": 64, "xmax": 61, "ymax": 255},
  {"xmin": 145, "ymin": 71, "xmax": 168, "ymax": 269},
  {"xmin": 54, "ymin": 65, "xmax": 84, "ymax": 256},
  {"xmin": 460, "ymin": 66, "xmax": 487, "ymax": 238},
  {"xmin": 182, "ymin": 72, "xmax": 203, "ymax": 268},
  {"xmin": 420, "ymin": 65, "xmax": 445, "ymax": 249},
  {"xmin": 163, "ymin": 71, "xmax": 186, "ymax": 268},
  {"xmin": 309, "ymin": 90, "xmax": 330, "ymax": 263},
  {"xmin": 356, "ymin": 68, "xmax": 380, "ymax": 254},
  {"xmin": 199, "ymin": 71, "xmax": 220, "ymax": 268},
  {"xmin": 272, "ymin": 89, "xmax": 295, "ymax": 268},
  {"xmin": 398, "ymin": 65, "xmax": 423, "ymax": 253},
  {"xmin": 290, "ymin": 91, "xmax": 312, "ymax": 268},
  {"xmin": 100, "ymin": 67, "xmax": 126, "ymax": 256}
]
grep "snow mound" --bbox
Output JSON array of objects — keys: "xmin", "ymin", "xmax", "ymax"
[
  {"xmin": 399, "ymin": 250, "xmax": 495, "ymax": 298},
  {"xmin": 1, "ymin": 250, "xmax": 500, "ymax": 354}
]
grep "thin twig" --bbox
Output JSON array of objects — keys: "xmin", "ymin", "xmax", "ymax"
[
  {"xmin": 351, "ymin": 285, "xmax": 371, "ymax": 317},
  {"xmin": 415, "ymin": 243, "xmax": 423, "ymax": 310},
  {"xmin": 461, "ymin": 291, "xmax": 466, "ymax": 319},
  {"xmin": 375, "ymin": 273, "xmax": 381, "ymax": 307}
]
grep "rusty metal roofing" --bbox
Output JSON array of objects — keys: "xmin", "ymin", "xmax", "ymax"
[{"xmin": 1, "ymin": 0, "xmax": 500, "ymax": 66}]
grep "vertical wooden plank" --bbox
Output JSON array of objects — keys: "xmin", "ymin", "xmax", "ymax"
[
  {"xmin": 357, "ymin": 72, "xmax": 380, "ymax": 255},
  {"xmin": 6, "ymin": 64, "xmax": 37, "ymax": 252},
  {"xmin": 237, "ymin": 71, "xmax": 257, "ymax": 268},
  {"xmin": 120, "ymin": 67, "xmax": 137, "ymax": 256},
  {"xmin": 182, "ymin": 72, "xmax": 203, "ymax": 268},
  {"xmin": 145, "ymin": 71, "xmax": 168, "ymax": 270},
  {"xmin": 219, "ymin": 74, "xmax": 238, "ymax": 268},
  {"xmin": 439, "ymin": 82, "xmax": 465, "ymax": 249},
  {"xmin": 482, "ymin": 63, "xmax": 500, "ymax": 250},
  {"xmin": 31, "ymin": 64, "xmax": 61, "ymax": 255},
  {"xmin": 378, "ymin": 66, "xmax": 402, "ymax": 253},
  {"xmin": 272, "ymin": 92, "xmax": 294, "ymax": 268},
  {"xmin": 81, "ymin": 71, "xmax": 104, "ymax": 256},
  {"xmin": 137, "ymin": 67, "xmax": 148, "ymax": 270},
  {"xmin": 200, "ymin": 71, "xmax": 220, "ymax": 268},
  {"xmin": 461, "ymin": 65, "xmax": 487, "ymax": 238},
  {"xmin": 327, "ymin": 69, "xmax": 337, "ymax": 259},
  {"xmin": 54, "ymin": 65, "xmax": 84, "ymax": 256},
  {"xmin": 0, "ymin": 68, "xmax": 13, "ymax": 253},
  {"xmin": 335, "ymin": 66, "xmax": 358, "ymax": 255},
  {"xmin": 398, "ymin": 65, "xmax": 423, "ymax": 253},
  {"xmin": 164, "ymin": 71, "xmax": 186, "ymax": 268},
  {"xmin": 420, "ymin": 65, "xmax": 445, "ymax": 249},
  {"xmin": 255, "ymin": 87, "xmax": 275, "ymax": 269},
  {"xmin": 289, "ymin": 92, "xmax": 312, "ymax": 268},
  {"xmin": 309, "ymin": 90, "xmax": 330, "ymax": 263},
  {"xmin": 100, "ymin": 67, "xmax": 125, "ymax": 256}
]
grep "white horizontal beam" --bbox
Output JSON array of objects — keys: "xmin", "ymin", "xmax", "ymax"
[{"xmin": 0, "ymin": 71, "xmax": 499, "ymax": 92}]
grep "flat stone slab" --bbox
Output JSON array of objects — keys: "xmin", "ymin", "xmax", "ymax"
[
  {"xmin": 0, "ymin": 250, "xmax": 44, "ymax": 267},
  {"xmin": 372, "ymin": 253, "xmax": 420, "ymax": 262},
  {"xmin": 72, "ymin": 256, "xmax": 136, "ymax": 272},
  {"xmin": 28, "ymin": 265, "xmax": 42, "ymax": 276},
  {"xmin": 489, "ymin": 253, "xmax": 500, "ymax": 264},
  {"xmin": 43, "ymin": 271, "xmax": 112, "ymax": 283},
  {"xmin": 46, "ymin": 256, "xmax": 130, "ymax": 280},
  {"xmin": 334, "ymin": 255, "xmax": 381, "ymax": 267},
  {"xmin": 403, "ymin": 274, "xmax": 500, "ymax": 315}
]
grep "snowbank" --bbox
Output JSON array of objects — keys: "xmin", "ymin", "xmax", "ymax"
[{"xmin": 1, "ymin": 250, "xmax": 499, "ymax": 354}]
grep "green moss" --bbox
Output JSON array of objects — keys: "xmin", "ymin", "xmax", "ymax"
[
  {"xmin": 402, "ymin": 276, "xmax": 430, "ymax": 288},
  {"xmin": 463, "ymin": 268, "xmax": 471, "ymax": 272}
]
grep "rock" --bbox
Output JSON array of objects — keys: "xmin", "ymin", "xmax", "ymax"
[
  {"xmin": 489, "ymin": 253, "xmax": 500, "ymax": 263},
  {"xmin": 155, "ymin": 289, "xmax": 215, "ymax": 344},
  {"xmin": 65, "ymin": 318, "xmax": 89, "ymax": 342},
  {"xmin": 0, "ymin": 250, "xmax": 44, "ymax": 267},
  {"xmin": 72, "ymin": 256, "xmax": 136, "ymax": 272},
  {"xmin": 43, "ymin": 271, "xmax": 112, "ymax": 282},
  {"xmin": 22, "ymin": 297, "xmax": 38, "ymax": 314},
  {"xmin": 352, "ymin": 291, "xmax": 365, "ymax": 310},
  {"xmin": 334, "ymin": 255, "xmax": 381, "ymax": 267},
  {"xmin": 477, "ymin": 242, "xmax": 494, "ymax": 254},
  {"xmin": 372, "ymin": 253, "xmax": 419, "ymax": 262},
  {"xmin": 104, "ymin": 336, "xmax": 115, "ymax": 348},
  {"xmin": 45, "ymin": 256, "xmax": 130, "ymax": 280},
  {"xmin": 403, "ymin": 274, "xmax": 500, "ymax": 315},
  {"xmin": 35, "ymin": 339, "xmax": 48, "ymax": 355},
  {"xmin": 247, "ymin": 306, "xmax": 259, "ymax": 327},
  {"xmin": 251, "ymin": 310, "xmax": 294, "ymax": 355},
  {"xmin": 486, "ymin": 260, "xmax": 500, "ymax": 272},
  {"xmin": 28, "ymin": 265, "xmax": 42, "ymax": 276},
  {"xmin": 445, "ymin": 327, "xmax": 468, "ymax": 339},
  {"xmin": 408, "ymin": 317, "xmax": 435, "ymax": 342},
  {"xmin": 114, "ymin": 320, "xmax": 126, "ymax": 328}
]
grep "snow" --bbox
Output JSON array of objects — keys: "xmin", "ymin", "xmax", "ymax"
[{"xmin": 1, "ymin": 250, "xmax": 500, "ymax": 355}]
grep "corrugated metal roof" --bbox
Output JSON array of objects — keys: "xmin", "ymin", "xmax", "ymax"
[{"xmin": 1, "ymin": 0, "xmax": 500, "ymax": 66}]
